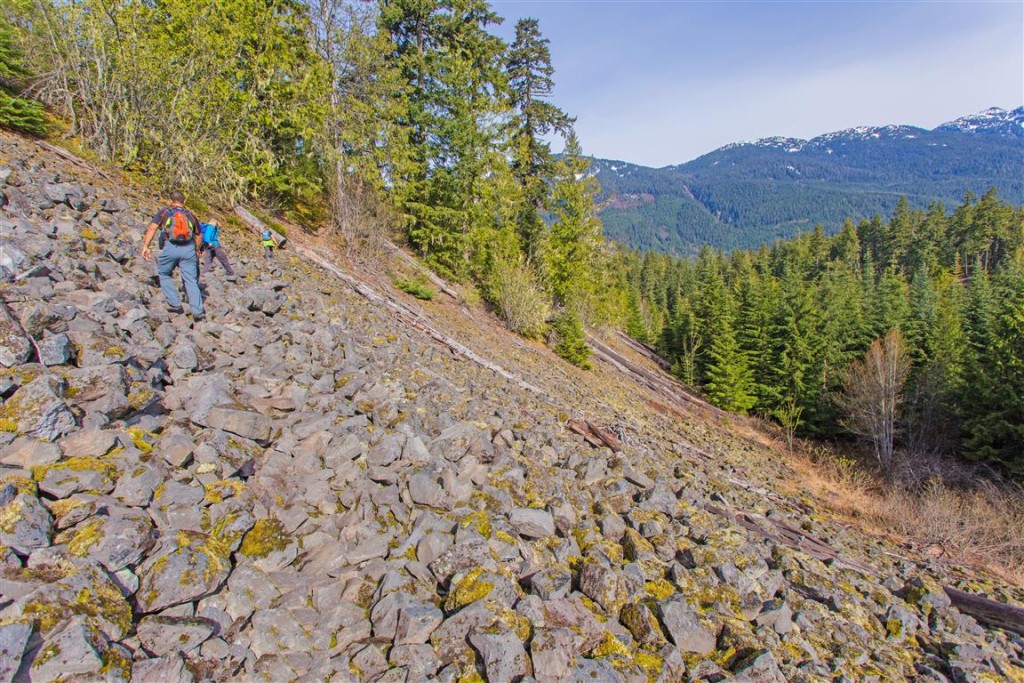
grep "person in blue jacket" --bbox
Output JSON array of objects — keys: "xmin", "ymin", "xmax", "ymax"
[{"xmin": 200, "ymin": 219, "xmax": 236, "ymax": 280}]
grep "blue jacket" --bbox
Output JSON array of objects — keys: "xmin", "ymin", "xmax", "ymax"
[{"xmin": 201, "ymin": 223, "xmax": 220, "ymax": 248}]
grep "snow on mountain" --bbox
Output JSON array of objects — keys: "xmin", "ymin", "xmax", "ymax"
[{"xmin": 935, "ymin": 106, "xmax": 1024, "ymax": 137}]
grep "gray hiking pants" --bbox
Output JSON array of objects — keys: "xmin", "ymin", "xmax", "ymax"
[
  {"xmin": 203, "ymin": 245, "xmax": 235, "ymax": 275},
  {"xmin": 157, "ymin": 242, "xmax": 204, "ymax": 315}
]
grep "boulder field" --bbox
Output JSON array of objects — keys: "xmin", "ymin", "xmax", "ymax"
[{"xmin": 1, "ymin": 131, "xmax": 1022, "ymax": 682}]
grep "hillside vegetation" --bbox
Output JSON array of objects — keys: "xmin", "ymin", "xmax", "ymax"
[{"xmin": 3, "ymin": 122, "xmax": 1024, "ymax": 683}]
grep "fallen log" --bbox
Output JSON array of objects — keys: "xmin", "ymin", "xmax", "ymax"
[
  {"xmin": 567, "ymin": 419, "xmax": 624, "ymax": 452},
  {"xmin": 294, "ymin": 245, "xmax": 542, "ymax": 396},
  {"xmin": 234, "ymin": 205, "xmax": 288, "ymax": 248},
  {"xmin": 35, "ymin": 140, "xmax": 111, "ymax": 180},
  {"xmin": 383, "ymin": 240, "xmax": 459, "ymax": 300},
  {"xmin": 943, "ymin": 587, "xmax": 1024, "ymax": 636}
]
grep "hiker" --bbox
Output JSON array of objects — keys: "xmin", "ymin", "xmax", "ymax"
[
  {"xmin": 201, "ymin": 218, "xmax": 236, "ymax": 279},
  {"xmin": 261, "ymin": 229, "xmax": 275, "ymax": 258},
  {"xmin": 140, "ymin": 190, "xmax": 204, "ymax": 320}
]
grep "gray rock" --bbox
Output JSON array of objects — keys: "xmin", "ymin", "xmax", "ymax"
[
  {"xmin": 530, "ymin": 627, "xmax": 576, "ymax": 683},
  {"xmin": 3, "ymin": 376, "xmax": 76, "ymax": 441},
  {"xmin": 658, "ymin": 596, "xmax": 715, "ymax": 655},
  {"xmin": 0, "ymin": 484, "xmax": 52, "ymax": 554},
  {"xmin": 368, "ymin": 432, "xmax": 404, "ymax": 467},
  {"xmin": 395, "ymin": 603, "xmax": 444, "ymax": 645},
  {"xmin": 621, "ymin": 602, "xmax": 667, "ymax": 646},
  {"xmin": 137, "ymin": 616, "xmax": 216, "ymax": 657},
  {"xmin": 60, "ymin": 428, "xmax": 117, "ymax": 458},
  {"xmin": 390, "ymin": 643, "xmax": 441, "ymax": 680},
  {"xmin": 529, "ymin": 568, "xmax": 573, "ymax": 601},
  {"xmin": 755, "ymin": 599, "xmax": 793, "ymax": 636},
  {"xmin": 579, "ymin": 561, "xmax": 622, "ymax": 614},
  {"xmin": 136, "ymin": 531, "xmax": 233, "ymax": 613},
  {"xmin": 0, "ymin": 305, "xmax": 32, "ymax": 367},
  {"xmin": 28, "ymin": 617, "xmax": 108, "ymax": 683},
  {"xmin": 430, "ymin": 421, "xmax": 493, "ymax": 463},
  {"xmin": 53, "ymin": 507, "xmax": 154, "ymax": 572},
  {"xmin": 170, "ymin": 343, "xmax": 199, "ymax": 371},
  {"xmin": 408, "ymin": 470, "xmax": 445, "ymax": 507},
  {"xmin": 64, "ymin": 364, "xmax": 131, "ymax": 420},
  {"xmin": 469, "ymin": 630, "xmax": 531, "ymax": 682},
  {"xmin": 0, "ymin": 619, "xmax": 32, "ymax": 683},
  {"xmin": 203, "ymin": 406, "xmax": 272, "ymax": 444},
  {"xmin": 158, "ymin": 432, "xmax": 196, "ymax": 468},
  {"xmin": 35, "ymin": 455, "xmax": 118, "ymax": 497},
  {"xmin": 249, "ymin": 608, "xmax": 314, "ymax": 657},
  {"xmin": 0, "ymin": 437, "xmax": 61, "ymax": 468},
  {"xmin": 5, "ymin": 559, "xmax": 133, "ymax": 639},
  {"xmin": 130, "ymin": 654, "xmax": 195, "ymax": 683},
  {"xmin": 225, "ymin": 565, "xmax": 280, "ymax": 621},
  {"xmin": 112, "ymin": 456, "xmax": 169, "ymax": 506},
  {"xmin": 567, "ymin": 657, "xmax": 625, "ymax": 683},
  {"xmin": 350, "ymin": 644, "xmax": 388, "ymax": 680},
  {"xmin": 36, "ymin": 333, "xmax": 74, "ymax": 366},
  {"xmin": 509, "ymin": 508, "xmax": 555, "ymax": 538},
  {"xmin": 733, "ymin": 650, "xmax": 787, "ymax": 682}
]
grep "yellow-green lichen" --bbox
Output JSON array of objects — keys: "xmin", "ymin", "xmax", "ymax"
[
  {"xmin": 459, "ymin": 511, "xmax": 492, "ymax": 539},
  {"xmin": 590, "ymin": 631, "xmax": 632, "ymax": 659},
  {"xmin": 445, "ymin": 568, "xmax": 495, "ymax": 612},
  {"xmin": 644, "ymin": 579, "xmax": 675, "ymax": 601},
  {"xmin": 59, "ymin": 518, "xmax": 104, "ymax": 557},
  {"xmin": 239, "ymin": 518, "xmax": 289, "ymax": 559},
  {"xmin": 31, "ymin": 457, "xmax": 119, "ymax": 484},
  {"xmin": 125, "ymin": 427, "xmax": 154, "ymax": 454}
]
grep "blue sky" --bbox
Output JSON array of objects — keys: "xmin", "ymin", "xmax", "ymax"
[{"xmin": 490, "ymin": 1, "xmax": 1024, "ymax": 167}]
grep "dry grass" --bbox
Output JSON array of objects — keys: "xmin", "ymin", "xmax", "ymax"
[{"xmin": 790, "ymin": 443, "xmax": 1024, "ymax": 586}]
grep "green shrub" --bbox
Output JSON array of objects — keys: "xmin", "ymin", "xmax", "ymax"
[
  {"xmin": 486, "ymin": 256, "xmax": 549, "ymax": 339},
  {"xmin": 551, "ymin": 310, "xmax": 592, "ymax": 369},
  {"xmin": 395, "ymin": 277, "xmax": 435, "ymax": 300}
]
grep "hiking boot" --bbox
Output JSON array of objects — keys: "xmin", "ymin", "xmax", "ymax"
[
  {"xmin": 191, "ymin": 313, "xmax": 206, "ymax": 323},
  {"xmin": 167, "ymin": 305, "xmax": 184, "ymax": 314}
]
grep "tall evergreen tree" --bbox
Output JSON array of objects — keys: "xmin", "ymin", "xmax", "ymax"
[{"xmin": 505, "ymin": 17, "xmax": 573, "ymax": 260}]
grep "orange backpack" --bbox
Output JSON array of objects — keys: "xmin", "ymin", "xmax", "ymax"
[{"xmin": 162, "ymin": 207, "xmax": 199, "ymax": 244}]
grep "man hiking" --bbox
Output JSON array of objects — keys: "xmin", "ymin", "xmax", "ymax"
[
  {"xmin": 140, "ymin": 191, "xmax": 205, "ymax": 321},
  {"xmin": 201, "ymin": 218, "xmax": 236, "ymax": 280}
]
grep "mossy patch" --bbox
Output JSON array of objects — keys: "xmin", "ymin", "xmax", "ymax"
[
  {"xmin": 239, "ymin": 518, "xmax": 289, "ymax": 559},
  {"xmin": 57, "ymin": 518, "xmax": 104, "ymax": 557},
  {"xmin": 203, "ymin": 479, "xmax": 247, "ymax": 504},
  {"xmin": 445, "ymin": 568, "xmax": 494, "ymax": 612}
]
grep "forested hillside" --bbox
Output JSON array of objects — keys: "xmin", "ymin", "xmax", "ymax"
[
  {"xmin": 595, "ymin": 108, "xmax": 1024, "ymax": 255},
  {"xmin": 3, "ymin": 0, "xmax": 1023, "ymax": 478},
  {"xmin": 1, "ymin": 0, "xmax": 620, "ymax": 363},
  {"xmin": 619, "ymin": 192, "xmax": 1024, "ymax": 474}
]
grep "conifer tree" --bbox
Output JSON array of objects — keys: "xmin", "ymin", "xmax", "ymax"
[
  {"xmin": 546, "ymin": 132, "xmax": 602, "ymax": 313},
  {"xmin": 506, "ymin": 17, "xmax": 573, "ymax": 260}
]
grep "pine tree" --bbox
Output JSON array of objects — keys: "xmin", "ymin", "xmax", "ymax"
[
  {"xmin": 505, "ymin": 17, "xmax": 573, "ymax": 260},
  {"xmin": 545, "ymin": 132, "xmax": 602, "ymax": 313}
]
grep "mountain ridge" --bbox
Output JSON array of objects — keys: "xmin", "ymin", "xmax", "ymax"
[{"xmin": 594, "ymin": 106, "xmax": 1024, "ymax": 255}]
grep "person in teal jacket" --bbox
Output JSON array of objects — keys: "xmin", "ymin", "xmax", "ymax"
[
  {"xmin": 201, "ymin": 219, "xmax": 236, "ymax": 279},
  {"xmin": 261, "ymin": 229, "xmax": 276, "ymax": 258}
]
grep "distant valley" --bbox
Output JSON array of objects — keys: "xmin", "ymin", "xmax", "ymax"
[{"xmin": 592, "ymin": 106, "xmax": 1024, "ymax": 255}]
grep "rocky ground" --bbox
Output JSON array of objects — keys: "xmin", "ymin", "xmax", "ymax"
[{"xmin": 1, "ymin": 129, "xmax": 1022, "ymax": 683}]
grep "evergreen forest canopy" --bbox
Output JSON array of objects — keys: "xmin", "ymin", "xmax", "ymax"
[
  {"xmin": 2, "ymin": 0, "xmax": 1023, "ymax": 476},
  {"xmin": 620, "ymin": 192, "xmax": 1024, "ymax": 475}
]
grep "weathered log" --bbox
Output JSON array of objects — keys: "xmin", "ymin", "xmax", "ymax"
[
  {"xmin": 233, "ymin": 205, "xmax": 288, "ymax": 248},
  {"xmin": 295, "ymin": 245, "xmax": 542, "ymax": 395},
  {"xmin": 383, "ymin": 240, "xmax": 459, "ymax": 300},
  {"xmin": 943, "ymin": 586, "xmax": 1024, "ymax": 636},
  {"xmin": 35, "ymin": 140, "xmax": 110, "ymax": 179},
  {"xmin": 567, "ymin": 419, "xmax": 624, "ymax": 452}
]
